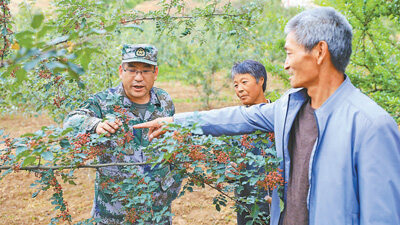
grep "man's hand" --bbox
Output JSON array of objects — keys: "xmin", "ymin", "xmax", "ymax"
[
  {"xmin": 96, "ymin": 119, "xmax": 122, "ymax": 136},
  {"xmin": 132, "ymin": 117, "xmax": 173, "ymax": 141}
]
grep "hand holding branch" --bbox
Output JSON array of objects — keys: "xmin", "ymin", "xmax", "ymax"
[{"xmin": 95, "ymin": 119, "xmax": 123, "ymax": 136}]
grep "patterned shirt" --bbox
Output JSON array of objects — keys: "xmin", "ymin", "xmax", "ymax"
[{"xmin": 64, "ymin": 83, "xmax": 180, "ymax": 224}]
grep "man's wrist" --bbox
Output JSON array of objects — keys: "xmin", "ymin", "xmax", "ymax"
[{"xmin": 88, "ymin": 118, "xmax": 102, "ymax": 134}]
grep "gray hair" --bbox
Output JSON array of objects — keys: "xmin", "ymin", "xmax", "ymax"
[
  {"xmin": 231, "ymin": 60, "xmax": 267, "ymax": 92},
  {"xmin": 284, "ymin": 7, "xmax": 353, "ymax": 73}
]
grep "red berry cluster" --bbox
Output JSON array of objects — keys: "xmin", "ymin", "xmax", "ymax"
[
  {"xmin": 257, "ymin": 168, "xmax": 285, "ymax": 191},
  {"xmin": 113, "ymin": 186, "xmax": 121, "ymax": 193},
  {"xmin": 167, "ymin": 151, "xmax": 179, "ymax": 163},
  {"xmin": 0, "ymin": 154, "xmax": 10, "ymax": 162},
  {"xmin": 72, "ymin": 133, "xmax": 91, "ymax": 149},
  {"xmin": 56, "ymin": 205, "xmax": 71, "ymax": 223},
  {"xmin": 215, "ymin": 151, "xmax": 229, "ymax": 164},
  {"xmin": 70, "ymin": 133, "xmax": 106, "ymax": 162},
  {"xmin": 188, "ymin": 174, "xmax": 208, "ymax": 185},
  {"xmin": 48, "ymin": 176, "xmax": 72, "ymax": 222},
  {"xmin": 12, "ymin": 164, "xmax": 20, "ymax": 172},
  {"xmin": 53, "ymin": 96, "xmax": 66, "ymax": 108},
  {"xmin": 125, "ymin": 207, "xmax": 139, "ymax": 224},
  {"xmin": 4, "ymin": 137, "xmax": 12, "ymax": 147},
  {"xmin": 240, "ymin": 135, "xmax": 254, "ymax": 149},
  {"xmin": 38, "ymin": 68, "xmax": 52, "ymax": 79},
  {"xmin": 123, "ymin": 131, "xmax": 134, "ymax": 145},
  {"xmin": 100, "ymin": 178, "xmax": 115, "ymax": 190},
  {"xmin": 53, "ymin": 75, "xmax": 64, "ymax": 86},
  {"xmin": 49, "ymin": 176, "xmax": 62, "ymax": 194},
  {"xmin": 237, "ymin": 162, "xmax": 246, "ymax": 172},
  {"xmin": 137, "ymin": 177, "xmax": 147, "ymax": 185},
  {"xmin": 0, "ymin": 1, "xmax": 12, "ymax": 66},
  {"xmin": 266, "ymin": 132, "xmax": 275, "ymax": 142},
  {"xmin": 188, "ymin": 145, "xmax": 206, "ymax": 162},
  {"xmin": 28, "ymin": 139, "xmax": 40, "ymax": 149},
  {"xmin": 172, "ymin": 130, "xmax": 191, "ymax": 143},
  {"xmin": 113, "ymin": 105, "xmax": 132, "ymax": 124}
]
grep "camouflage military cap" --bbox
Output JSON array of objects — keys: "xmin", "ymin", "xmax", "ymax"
[{"xmin": 122, "ymin": 44, "xmax": 158, "ymax": 66}]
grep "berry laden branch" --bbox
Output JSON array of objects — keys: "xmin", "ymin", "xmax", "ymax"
[{"xmin": 0, "ymin": 162, "xmax": 149, "ymax": 171}]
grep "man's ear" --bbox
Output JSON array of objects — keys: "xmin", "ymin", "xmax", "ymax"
[
  {"xmin": 314, "ymin": 41, "xmax": 329, "ymax": 65},
  {"xmin": 118, "ymin": 64, "xmax": 123, "ymax": 79},
  {"xmin": 258, "ymin": 77, "xmax": 265, "ymax": 88},
  {"xmin": 154, "ymin": 66, "xmax": 159, "ymax": 81}
]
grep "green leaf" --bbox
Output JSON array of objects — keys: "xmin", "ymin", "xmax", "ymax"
[
  {"xmin": 23, "ymin": 156, "xmax": 37, "ymax": 166},
  {"xmin": 46, "ymin": 61, "xmax": 66, "ymax": 70},
  {"xmin": 41, "ymin": 151, "xmax": 54, "ymax": 161},
  {"xmin": 250, "ymin": 203, "xmax": 260, "ymax": 218},
  {"xmin": 77, "ymin": 80, "xmax": 85, "ymax": 89},
  {"xmin": 32, "ymin": 190, "xmax": 41, "ymax": 198},
  {"xmin": 24, "ymin": 58, "xmax": 41, "ymax": 71},
  {"xmin": 15, "ymin": 31, "xmax": 34, "ymax": 47},
  {"xmin": 16, "ymin": 146, "xmax": 28, "ymax": 155},
  {"xmin": 15, "ymin": 68, "xmax": 27, "ymax": 85},
  {"xmin": 68, "ymin": 180, "xmax": 76, "ymax": 185},
  {"xmin": 67, "ymin": 62, "xmax": 85, "ymax": 75},
  {"xmin": 61, "ymin": 127, "xmax": 73, "ymax": 136},
  {"xmin": 215, "ymin": 203, "xmax": 221, "ymax": 211},
  {"xmin": 37, "ymin": 25, "xmax": 52, "ymax": 39},
  {"xmin": 60, "ymin": 138, "xmax": 71, "ymax": 148},
  {"xmin": 91, "ymin": 28, "xmax": 106, "ymax": 34},
  {"xmin": 122, "ymin": 24, "xmax": 143, "ymax": 32},
  {"xmin": 31, "ymin": 13, "xmax": 44, "ymax": 29},
  {"xmin": 105, "ymin": 23, "xmax": 117, "ymax": 32},
  {"xmin": 47, "ymin": 35, "xmax": 69, "ymax": 46}
]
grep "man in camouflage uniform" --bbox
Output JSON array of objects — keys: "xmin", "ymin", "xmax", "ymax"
[{"xmin": 64, "ymin": 44, "xmax": 180, "ymax": 224}]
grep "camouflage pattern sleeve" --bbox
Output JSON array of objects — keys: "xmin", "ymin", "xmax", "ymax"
[
  {"xmin": 153, "ymin": 87, "xmax": 175, "ymax": 116},
  {"xmin": 63, "ymin": 95, "xmax": 104, "ymax": 133}
]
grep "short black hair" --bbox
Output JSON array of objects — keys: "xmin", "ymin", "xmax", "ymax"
[{"xmin": 231, "ymin": 60, "xmax": 267, "ymax": 92}]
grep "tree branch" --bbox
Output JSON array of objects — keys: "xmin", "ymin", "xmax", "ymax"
[
  {"xmin": 0, "ymin": 162, "xmax": 150, "ymax": 171},
  {"xmin": 123, "ymin": 13, "xmax": 244, "ymax": 24}
]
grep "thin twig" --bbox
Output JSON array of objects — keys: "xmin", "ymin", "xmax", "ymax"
[
  {"xmin": 124, "ymin": 13, "xmax": 244, "ymax": 23},
  {"xmin": 0, "ymin": 162, "xmax": 149, "ymax": 170}
]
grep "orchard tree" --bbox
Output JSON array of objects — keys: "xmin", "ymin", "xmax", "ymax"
[{"xmin": 320, "ymin": 0, "xmax": 400, "ymax": 122}]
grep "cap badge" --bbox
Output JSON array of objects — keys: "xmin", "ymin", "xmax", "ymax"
[{"xmin": 136, "ymin": 48, "xmax": 146, "ymax": 57}]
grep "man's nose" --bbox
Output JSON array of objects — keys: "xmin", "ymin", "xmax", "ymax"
[
  {"xmin": 284, "ymin": 57, "xmax": 290, "ymax": 70},
  {"xmin": 134, "ymin": 73, "xmax": 144, "ymax": 81}
]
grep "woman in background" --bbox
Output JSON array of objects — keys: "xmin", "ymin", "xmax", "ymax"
[{"xmin": 230, "ymin": 60, "xmax": 274, "ymax": 225}]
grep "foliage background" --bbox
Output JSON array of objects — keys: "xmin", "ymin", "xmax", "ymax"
[{"xmin": 0, "ymin": 0, "xmax": 399, "ymax": 224}]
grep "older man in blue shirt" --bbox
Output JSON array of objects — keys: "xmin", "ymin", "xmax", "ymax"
[{"xmin": 135, "ymin": 7, "xmax": 400, "ymax": 225}]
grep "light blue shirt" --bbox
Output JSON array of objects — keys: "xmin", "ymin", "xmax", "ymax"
[{"xmin": 174, "ymin": 76, "xmax": 400, "ymax": 225}]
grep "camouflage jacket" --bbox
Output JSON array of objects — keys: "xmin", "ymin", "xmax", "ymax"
[{"xmin": 64, "ymin": 84, "xmax": 180, "ymax": 224}]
